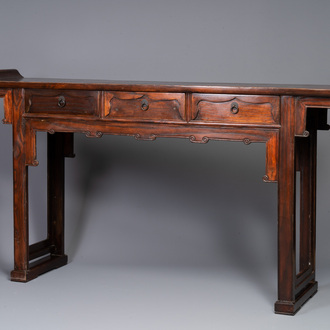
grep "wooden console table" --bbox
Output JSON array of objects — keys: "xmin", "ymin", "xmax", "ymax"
[{"xmin": 1, "ymin": 69, "xmax": 329, "ymax": 315}]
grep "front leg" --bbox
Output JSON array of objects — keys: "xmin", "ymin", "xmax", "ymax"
[
  {"xmin": 10, "ymin": 93, "xmax": 70, "ymax": 282},
  {"xmin": 275, "ymin": 97, "xmax": 318, "ymax": 315},
  {"xmin": 10, "ymin": 89, "xmax": 30, "ymax": 281}
]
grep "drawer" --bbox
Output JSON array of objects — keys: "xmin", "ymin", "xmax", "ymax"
[
  {"xmin": 25, "ymin": 89, "xmax": 99, "ymax": 116},
  {"xmin": 104, "ymin": 92, "xmax": 186, "ymax": 122},
  {"xmin": 191, "ymin": 94, "xmax": 280, "ymax": 125}
]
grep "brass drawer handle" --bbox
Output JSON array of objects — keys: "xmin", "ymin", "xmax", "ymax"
[
  {"xmin": 58, "ymin": 96, "xmax": 66, "ymax": 108},
  {"xmin": 230, "ymin": 101, "xmax": 239, "ymax": 114},
  {"xmin": 141, "ymin": 99, "xmax": 149, "ymax": 111}
]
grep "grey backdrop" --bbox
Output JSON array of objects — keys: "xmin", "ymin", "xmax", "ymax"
[{"xmin": 1, "ymin": 0, "xmax": 330, "ymax": 329}]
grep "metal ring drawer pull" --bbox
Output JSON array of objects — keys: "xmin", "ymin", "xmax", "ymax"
[
  {"xmin": 230, "ymin": 101, "xmax": 239, "ymax": 114},
  {"xmin": 141, "ymin": 99, "xmax": 149, "ymax": 111},
  {"xmin": 58, "ymin": 96, "xmax": 66, "ymax": 108}
]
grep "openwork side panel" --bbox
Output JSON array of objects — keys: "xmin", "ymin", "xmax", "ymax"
[{"xmin": 295, "ymin": 97, "xmax": 330, "ymax": 137}]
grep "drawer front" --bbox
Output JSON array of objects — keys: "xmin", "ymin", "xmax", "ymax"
[
  {"xmin": 104, "ymin": 92, "xmax": 186, "ymax": 122},
  {"xmin": 191, "ymin": 94, "xmax": 280, "ymax": 125},
  {"xmin": 26, "ymin": 89, "xmax": 98, "ymax": 115}
]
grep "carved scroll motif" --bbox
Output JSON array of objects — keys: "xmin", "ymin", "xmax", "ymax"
[
  {"xmin": 189, "ymin": 135, "xmax": 209, "ymax": 143},
  {"xmin": 134, "ymin": 133, "xmax": 157, "ymax": 141},
  {"xmin": 84, "ymin": 131, "xmax": 103, "ymax": 138}
]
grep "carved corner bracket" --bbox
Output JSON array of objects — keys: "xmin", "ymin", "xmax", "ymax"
[
  {"xmin": 188, "ymin": 130, "xmax": 279, "ymax": 182},
  {"xmin": 264, "ymin": 131, "xmax": 279, "ymax": 182},
  {"xmin": 24, "ymin": 123, "xmax": 75, "ymax": 166},
  {"xmin": 0, "ymin": 89, "xmax": 13, "ymax": 124},
  {"xmin": 24, "ymin": 122, "xmax": 39, "ymax": 167}
]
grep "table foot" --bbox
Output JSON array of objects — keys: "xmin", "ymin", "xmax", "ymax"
[
  {"xmin": 274, "ymin": 281, "xmax": 318, "ymax": 315},
  {"xmin": 10, "ymin": 255, "xmax": 68, "ymax": 282}
]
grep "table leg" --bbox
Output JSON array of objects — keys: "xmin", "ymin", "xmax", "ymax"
[
  {"xmin": 47, "ymin": 132, "xmax": 68, "ymax": 263},
  {"xmin": 275, "ymin": 97, "xmax": 318, "ymax": 315},
  {"xmin": 10, "ymin": 90, "xmax": 30, "ymax": 281},
  {"xmin": 10, "ymin": 126, "xmax": 69, "ymax": 281},
  {"xmin": 47, "ymin": 132, "xmax": 65, "ymax": 256},
  {"xmin": 297, "ymin": 131, "xmax": 316, "ymax": 275}
]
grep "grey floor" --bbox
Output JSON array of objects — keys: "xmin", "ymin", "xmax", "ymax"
[{"xmin": 1, "ymin": 263, "xmax": 330, "ymax": 329}]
